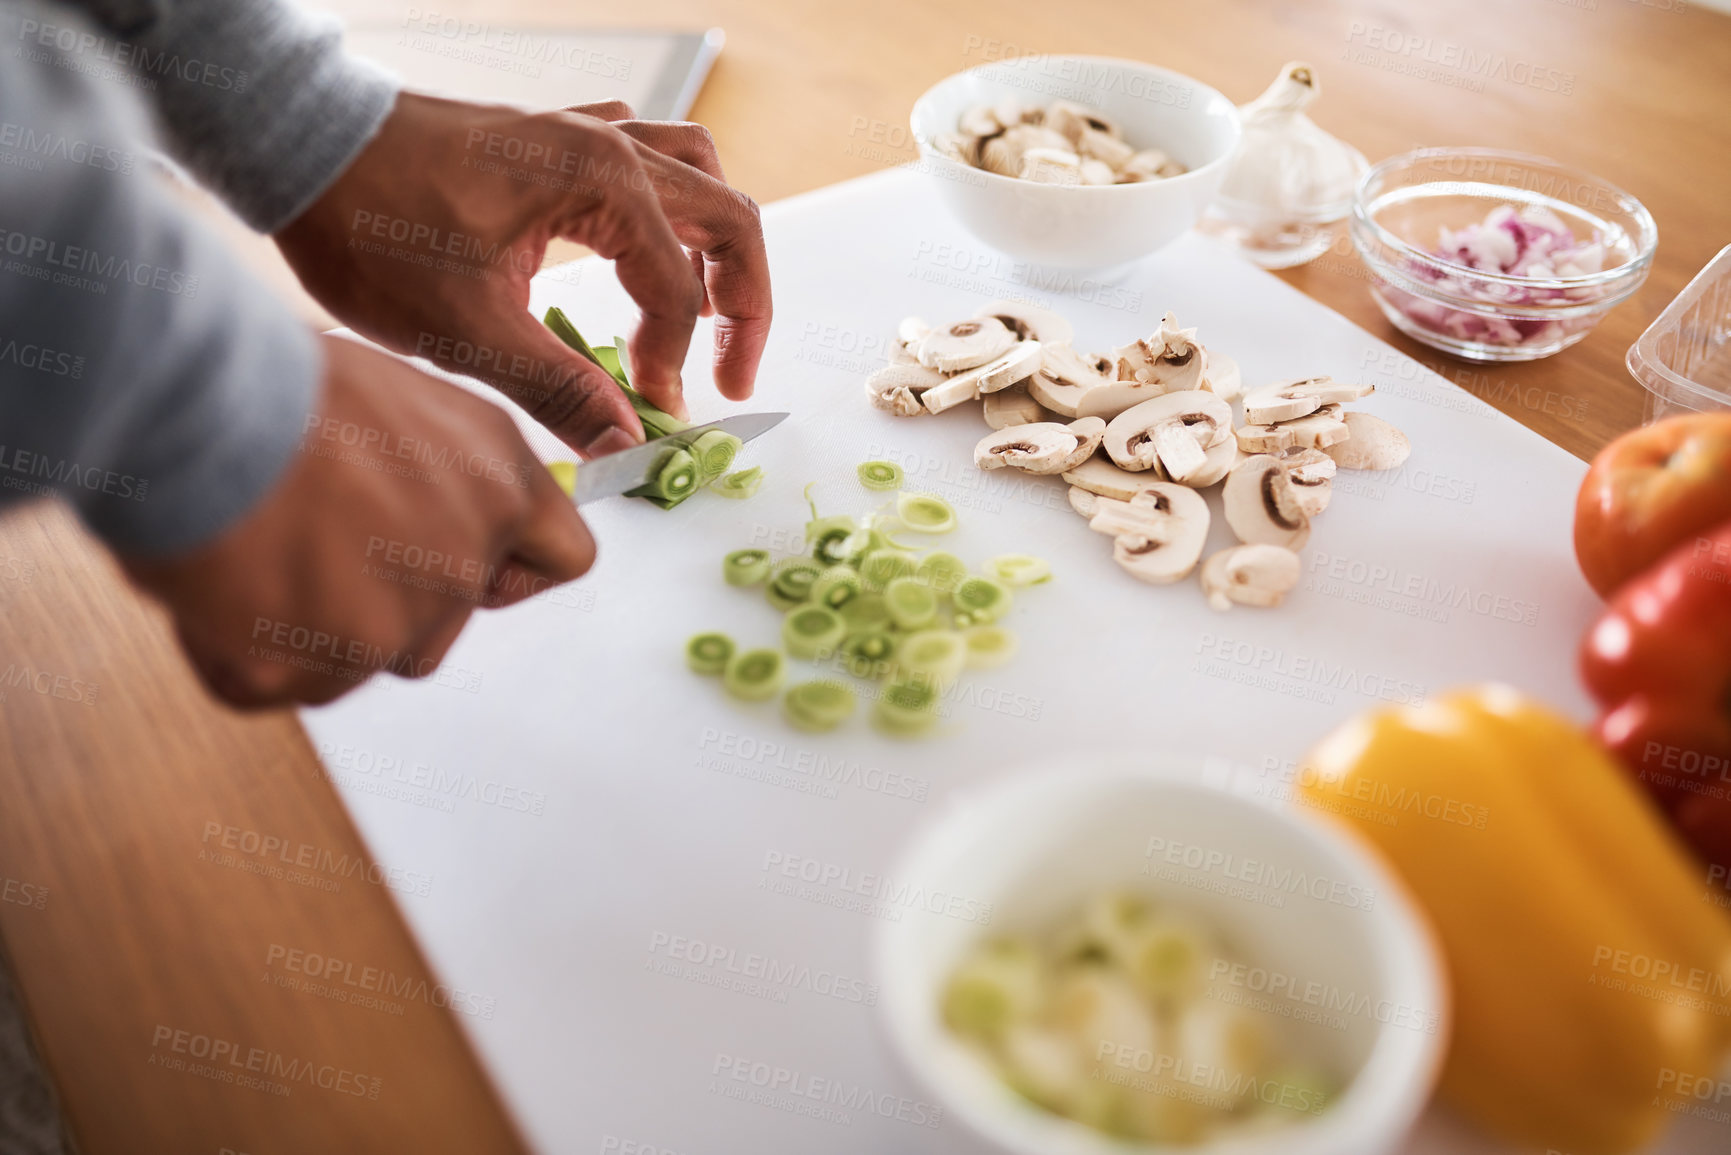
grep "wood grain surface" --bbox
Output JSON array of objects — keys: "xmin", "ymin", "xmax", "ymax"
[{"xmin": 3, "ymin": 0, "xmax": 1728, "ymax": 1150}]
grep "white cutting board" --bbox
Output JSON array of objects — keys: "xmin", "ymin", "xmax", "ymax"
[{"xmin": 302, "ymin": 168, "xmax": 1720, "ymax": 1154}]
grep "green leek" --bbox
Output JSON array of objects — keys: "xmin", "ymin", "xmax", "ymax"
[
  {"xmin": 711, "ymin": 466, "xmax": 763, "ymax": 499},
  {"xmin": 858, "ymin": 460, "xmax": 905, "ymax": 491},
  {"xmin": 542, "ymin": 307, "xmax": 687, "ymax": 441},
  {"xmin": 783, "ymin": 680, "xmax": 857, "ymax": 732},
  {"xmin": 691, "ymin": 430, "xmax": 742, "ymax": 483},
  {"xmin": 723, "ymin": 648, "xmax": 785, "ymax": 701},
  {"xmin": 686, "ymin": 632, "xmax": 734, "ymax": 674},
  {"xmin": 782, "ymin": 606, "xmax": 846, "ymax": 660},
  {"xmin": 724, "ymin": 549, "xmax": 771, "ymax": 587}
]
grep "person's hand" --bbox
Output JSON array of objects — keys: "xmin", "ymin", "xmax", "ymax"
[
  {"xmin": 122, "ymin": 335, "xmax": 594, "ymax": 708},
  {"xmin": 275, "ymin": 94, "xmax": 773, "ymax": 459}
]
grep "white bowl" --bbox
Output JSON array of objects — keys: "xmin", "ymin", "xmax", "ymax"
[
  {"xmin": 910, "ymin": 56, "xmax": 1242, "ymax": 271},
  {"xmin": 875, "ymin": 759, "xmax": 1448, "ymax": 1155}
]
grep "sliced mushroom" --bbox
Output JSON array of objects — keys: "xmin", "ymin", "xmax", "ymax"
[
  {"xmin": 1062, "ymin": 455, "xmax": 1159, "ymax": 500},
  {"xmin": 1326, "ymin": 412, "xmax": 1412, "ymax": 471},
  {"xmin": 1020, "ymin": 148, "xmax": 1085, "ymax": 185},
  {"xmin": 982, "ymin": 382, "xmax": 1057, "ymax": 430},
  {"xmin": 1072, "ymin": 379, "xmax": 1168, "ymax": 421},
  {"xmin": 959, "ymin": 104, "xmax": 1004, "ymax": 138},
  {"xmin": 1242, "ymin": 377, "xmax": 1376, "ymax": 425},
  {"xmin": 972, "ymin": 339, "xmax": 1044, "ymax": 395},
  {"xmin": 1222, "ymin": 454, "xmax": 1310, "ymax": 549},
  {"xmin": 1086, "ymin": 494, "xmax": 1158, "ymax": 539},
  {"xmin": 1102, "ymin": 485, "xmax": 1210, "ymax": 585},
  {"xmin": 889, "ymin": 316, "xmax": 930, "ymax": 365},
  {"xmin": 897, "ymin": 316, "xmax": 932, "ymax": 346},
  {"xmin": 1201, "ymin": 352, "xmax": 1242, "ymax": 401},
  {"xmin": 984, "ymin": 125, "xmax": 1074, "ymax": 178},
  {"xmin": 1175, "ymin": 436, "xmax": 1239, "ymax": 489},
  {"xmin": 1291, "ymin": 483, "xmax": 1331, "ymax": 518},
  {"xmin": 1104, "ymin": 391, "xmax": 1234, "ymax": 480},
  {"xmin": 1201, "ymin": 545, "xmax": 1302, "ymax": 611},
  {"xmin": 1044, "ymin": 101, "xmax": 1121, "ymax": 146},
  {"xmin": 1057, "ymin": 417, "xmax": 1107, "ymax": 471},
  {"xmin": 1278, "ymin": 446, "xmax": 1337, "ymax": 486},
  {"xmin": 1077, "ymin": 126, "xmax": 1134, "ymax": 169},
  {"xmin": 974, "ymin": 300, "xmax": 1074, "ymax": 347},
  {"xmin": 994, "ymin": 97, "xmax": 1033, "ymax": 130},
  {"xmin": 921, "ymin": 341, "xmax": 1044, "ymax": 413},
  {"xmin": 1277, "ymin": 447, "xmax": 1336, "ymax": 516},
  {"xmin": 1235, "ymin": 403, "xmax": 1349, "ymax": 453},
  {"xmin": 1007, "ymin": 123, "xmax": 1071, "ymax": 154},
  {"xmin": 1067, "ymin": 485, "xmax": 1103, "ymax": 519},
  {"xmin": 930, "ymin": 132, "xmax": 972, "ymax": 164},
  {"xmin": 1080, "ymin": 159, "xmax": 1117, "ymax": 186},
  {"xmin": 1118, "ymin": 149, "xmax": 1184, "ymax": 182},
  {"xmin": 1085, "ymin": 483, "xmax": 1182, "ymax": 533},
  {"xmin": 1113, "ymin": 313, "xmax": 1208, "ymax": 394},
  {"xmin": 977, "ymin": 134, "xmax": 1019, "ymax": 177},
  {"xmin": 974, "ymin": 422, "xmax": 1081, "ymax": 475},
  {"xmin": 865, "ymin": 363, "xmax": 945, "ymax": 416},
  {"xmin": 916, "ymin": 317, "xmax": 1017, "ymax": 373},
  {"xmin": 1028, "ymin": 346, "xmax": 1114, "ymax": 416}
]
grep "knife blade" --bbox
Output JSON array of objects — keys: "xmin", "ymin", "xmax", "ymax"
[{"xmin": 568, "ymin": 411, "xmax": 788, "ymax": 505}]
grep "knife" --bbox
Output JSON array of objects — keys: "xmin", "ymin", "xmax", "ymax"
[{"xmin": 567, "ymin": 411, "xmax": 788, "ymax": 505}]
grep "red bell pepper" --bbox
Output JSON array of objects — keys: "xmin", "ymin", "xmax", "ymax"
[{"xmin": 1581, "ymin": 519, "xmax": 1731, "ymax": 870}]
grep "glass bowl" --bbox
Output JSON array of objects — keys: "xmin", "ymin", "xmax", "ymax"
[{"xmin": 1349, "ymin": 148, "xmax": 1657, "ymax": 363}]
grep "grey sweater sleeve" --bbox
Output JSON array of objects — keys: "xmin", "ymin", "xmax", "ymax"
[
  {"xmin": 67, "ymin": 0, "xmax": 400, "ymax": 231},
  {"xmin": 1, "ymin": 1, "xmax": 320, "ymax": 555}
]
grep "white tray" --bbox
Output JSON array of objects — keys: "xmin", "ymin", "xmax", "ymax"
[{"xmin": 303, "ymin": 168, "xmax": 1719, "ymax": 1153}]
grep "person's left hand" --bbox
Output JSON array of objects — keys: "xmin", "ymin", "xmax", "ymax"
[{"xmin": 275, "ymin": 94, "xmax": 772, "ymax": 459}]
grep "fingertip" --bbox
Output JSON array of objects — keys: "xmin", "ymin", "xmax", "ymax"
[
  {"xmin": 712, "ymin": 354, "xmax": 762, "ymax": 403},
  {"xmin": 716, "ymin": 377, "xmax": 754, "ymax": 403},
  {"xmin": 582, "ymin": 424, "xmax": 642, "ymax": 459}
]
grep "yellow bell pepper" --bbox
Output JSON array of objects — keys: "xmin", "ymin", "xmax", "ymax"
[{"xmin": 1297, "ymin": 685, "xmax": 1731, "ymax": 1155}]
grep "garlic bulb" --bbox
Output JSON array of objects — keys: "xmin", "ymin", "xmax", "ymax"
[{"xmin": 1201, "ymin": 62, "xmax": 1368, "ymax": 268}]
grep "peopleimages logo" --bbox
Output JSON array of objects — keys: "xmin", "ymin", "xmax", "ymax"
[
  {"xmin": 1092, "ymin": 1040, "xmax": 1329, "ymax": 1115},
  {"xmin": 0, "ymin": 337, "xmax": 84, "ymax": 378},
  {"xmin": 15, "ymin": 18, "xmax": 250, "ymax": 91},
  {"xmin": 711, "ymin": 1053, "xmax": 944, "ymax": 1128},
  {"xmin": 648, "ymin": 931, "xmax": 879, "ymax": 1007},
  {"xmin": 265, "ymin": 944, "xmax": 497, "ymax": 1018},
  {"xmin": 699, "ymin": 728, "xmax": 930, "ymax": 801},
  {"xmin": 1342, "ymin": 22, "xmax": 1575, "ymax": 95},
  {"xmin": 199, "ymin": 820, "xmax": 434, "ymax": 897},
  {"xmin": 0, "ymin": 121, "xmax": 135, "ymax": 174},
  {"xmin": 148, "ymin": 1025, "xmax": 380, "ymax": 1099},
  {"xmin": 0, "ymin": 443, "xmax": 147, "ymax": 502},
  {"xmin": 1143, "ymin": 836, "xmax": 1377, "ymax": 911},
  {"xmin": 0, "ymin": 227, "xmax": 199, "ymax": 297},
  {"xmin": 759, "ymin": 850, "xmax": 994, "ymax": 924},
  {"xmin": 1206, "ymin": 957, "xmax": 1442, "ymax": 1034}
]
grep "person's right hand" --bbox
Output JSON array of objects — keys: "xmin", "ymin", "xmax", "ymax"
[
  {"xmin": 122, "ymin": 335, "xmax": 594, "ymax": 708},
  {"xmin": 274, "ymin": 94, "xmax": 772, "ymax": 458}
]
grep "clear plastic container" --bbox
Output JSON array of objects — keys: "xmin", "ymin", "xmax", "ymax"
[{"xmin": 1627, "ymin": 243, "xmax": 1731, "ymax": 424}]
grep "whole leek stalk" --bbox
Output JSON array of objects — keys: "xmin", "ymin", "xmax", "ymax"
[
  {"xmin": 542, "ymin": 307, "xmax": 687, "ymax": 440},
  {"xmin": 543, "ymin": 305, "xmax": 694, "ymax": 507}
]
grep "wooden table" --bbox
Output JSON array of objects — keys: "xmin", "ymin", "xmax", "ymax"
[{"xmin": 3, "ymin": 0, "xmax": 1727, "ymax": 1150}]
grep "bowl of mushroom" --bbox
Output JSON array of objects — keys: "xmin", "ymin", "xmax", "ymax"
[
  {"xmin": 866, "ymin": 300, "xmax": 1413, "ymax": 608},
  {"xmin": 910, "ymin": 56, "xmax": 1242, "ymax": 270}
]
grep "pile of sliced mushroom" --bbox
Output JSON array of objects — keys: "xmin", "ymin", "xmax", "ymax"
[
  {"xmin": 865, "ymin": 300, "xmax": 1413, "ymax": 611},
  {"xmin": 931, "ymin": 98, "xmax": 1189, "ymax": 186}
]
